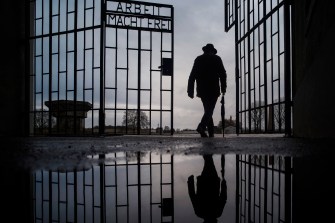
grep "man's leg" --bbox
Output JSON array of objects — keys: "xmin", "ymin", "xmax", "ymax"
[
  {"xmin": 198, "ymin": 97, "xmax": 218, "ymax": 137},
  {"xmin": 208, "ymin": 117, "xmax": 214, "ymax": 137},
  {"xmin": 201, "ymin": 154, "xmax": 219, "ymax": 178},
  {"xmin": 197, "ymin": 98, "xmax": 210, "ymax": 137},
  {"xmin": 197, "ymin": 122, "xmax": 208, "ymax": 137}
]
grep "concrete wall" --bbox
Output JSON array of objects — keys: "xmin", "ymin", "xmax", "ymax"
[
  {"xmin": 293, "ymin": 155, "xmax": 334, "ymax": 222},
  {"xmin": 292, "ymin": 0, "xmax": 335, "ymax": 138},
  {"xmin": 0, "ymin": 1, "xmax": 27, "ymax": 136}
]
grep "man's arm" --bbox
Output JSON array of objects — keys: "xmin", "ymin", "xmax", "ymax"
[
  {"xmin": 217, "ymin": 57, "xmax": 227, "ymax": 94},
  {"xmin": 220, "ymin": 179, "xmax": 227, "ymax": 201},
  {"xmin": 187, "ymin": 175, "xmax": 196, "ymax": 203},
  {"xmin": 187, "ymin": 58, "xmax": 198, "ymax": 98}
]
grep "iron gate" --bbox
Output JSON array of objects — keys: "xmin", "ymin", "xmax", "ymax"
[
  {"xmin": 27, "ymin": 0, "xmax": 174, "ymax": 136},
  {"xmin": 225, "ymin": 0, "xmax": 292, "ymax": 135}
]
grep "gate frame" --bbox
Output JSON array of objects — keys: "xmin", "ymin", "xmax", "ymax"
[
  {"xmin": 26, "ymin": 0, "xmax": 174, "ymax": 136},
  {"xmin": 225, "ymin": 0, "xmax": 292, "ymax": 136},
  {"xmin": 103, "ymin": 0, "xmax": 174, "ymax": 136}
]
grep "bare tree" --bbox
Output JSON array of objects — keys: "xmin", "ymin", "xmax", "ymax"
[
  {"xmin": 274, "ymin": 103, "xmax": 285, "ymax": 131},
  {"xmin": 122, "ymin": 110, "xmax": 149, "ymax": 130},
  {"xmin": 34, "ymin": 109, "xmax": 56, "ymax": 131},
  {"xmin": 251, "ymin": 108, "xmax": 264, "ymax": 132},
  {"xmin": 250, "ymin": 101, "xmax": 265, "ymax": 132}
]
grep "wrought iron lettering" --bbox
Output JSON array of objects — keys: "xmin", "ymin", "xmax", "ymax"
[
  {"xmin": 115, "ymin": 2, "xmax": 161, "ymax": 15},
  {"xmin": 106, "ymin": 1, "xmax": 172, "ymax": 32}
]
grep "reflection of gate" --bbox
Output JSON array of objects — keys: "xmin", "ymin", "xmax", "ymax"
[
  {"xmin": 33, "ymin": 152, "xmax": 174, "ymax": 222},
  {"xmin": 236, "ymin": 155, "xmax": 292, "ymax": 223},
  {"xmin": 27, "ymin": 0, "xmax": 174, "ymax": 136},
  {"xmin": 225, "ymin": 0, "xmax": 292, "ymax": 135}
]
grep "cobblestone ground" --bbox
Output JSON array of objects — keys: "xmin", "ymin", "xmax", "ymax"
[{"xmin": 1, "ymin": 134, "xmax": 334, "ymax": 171}]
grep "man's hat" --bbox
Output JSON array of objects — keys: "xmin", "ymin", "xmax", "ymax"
[{"xmin": 202, "ymin": 43, "xmax": 217, "ymax": 54}]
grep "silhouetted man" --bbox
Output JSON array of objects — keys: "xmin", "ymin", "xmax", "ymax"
[
  {"xmin": 187, "ymin": 43, "xmax": 227, "ymax": 137},
  {"xmin": 188, "ymin": 154, "xmax": 227, "ymax": 223}
]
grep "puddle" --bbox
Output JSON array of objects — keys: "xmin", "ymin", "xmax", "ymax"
[
  {"xmin": 20, "ymin": 154, "xmax": 335, "ymax": 222},
  {"xmin": 1, "ymin": 143, "xmax": 334, "ymax": 223},
  {"xmin": 33, "ymin": 152, "xmax": 236, "ymax": 223}
]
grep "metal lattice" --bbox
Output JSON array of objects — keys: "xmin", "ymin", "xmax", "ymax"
[
  {"xmin": 225, "ymin": 0, "xmax": 292, "ymax": 135},
  {"xmin": 27, "ymin": 0, "xmax": 174, "ymax": 136}
]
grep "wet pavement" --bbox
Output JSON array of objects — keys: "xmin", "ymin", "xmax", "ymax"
[{"xmin": 1, "ymin": 134, "xmax": 334, "ymax": 223}]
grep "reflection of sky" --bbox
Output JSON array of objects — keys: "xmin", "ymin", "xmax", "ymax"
[
  {"xmin": 32, "ymin": 151, "xmax": 294, "ymax": 223},
  {"xmin": 33, "ymin": 152, "xmax": 237, "ymax": 223},
  {"xmin": 33, "ymin": 151, "xmax": 293, "ymax": 223},
  {"xmin": 174, "ymin": 154, "xmax": 236, "ymax": 223},
  {"xmin": 32, "ymin": 0, "xmax": 288, "ymax": 130}
]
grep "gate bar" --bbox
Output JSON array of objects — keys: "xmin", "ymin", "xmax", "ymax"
[
  {"xmin": 100, "ymin": 0, "xmax": 106, "ymax": 135},
  {"xmin": 284, "ymin": 0, "xmax": 292, "ymax": 136}
]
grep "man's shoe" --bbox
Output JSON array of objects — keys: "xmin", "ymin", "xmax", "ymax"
[
  {"xmin": 197, "ymin": 126, "xmax": 208, "ymax": 138},
  {"xmin": 208, "ymin": 126, "xmax": 214, "ymax": 138}
]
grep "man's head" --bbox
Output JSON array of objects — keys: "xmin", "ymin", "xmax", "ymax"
[{"xmin": 202, "ymin": 43, "xmax": 217, "ymax": 55}]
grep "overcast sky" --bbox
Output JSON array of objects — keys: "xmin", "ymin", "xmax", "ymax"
[
  {"xmin": 34, "ymin": 0, "xmax": 236, "ymax": 131},
  {"xmin": 149, "ymin": 0, "xmax": 236, "ymax": 130}
]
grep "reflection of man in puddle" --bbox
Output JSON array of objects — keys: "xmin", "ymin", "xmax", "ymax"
[{"xmin": 188, "ymin": 154, "xmax": 227, "ymax": 223}]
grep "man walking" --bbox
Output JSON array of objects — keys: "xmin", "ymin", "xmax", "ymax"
[{"xmin": 187, "ymin": 43, "xmax": 227, "ymax": 137}]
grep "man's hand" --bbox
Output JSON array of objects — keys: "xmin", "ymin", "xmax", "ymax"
[{"xmin": 188, "ymin": 175, "xmax": 194, "ymax": 183}]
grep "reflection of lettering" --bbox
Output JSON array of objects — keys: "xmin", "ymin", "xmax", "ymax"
[{"xmin": 106, "ymin": 1, "xmax": 172, "ymax": 31}]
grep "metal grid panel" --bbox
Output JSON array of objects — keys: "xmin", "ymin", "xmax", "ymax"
[
  {"xmin": 27, "ymin": 0, "xmax": 174, "ymax": 136},
  {"xmin": 28, "ymin": 0, "xmax": 102, "ymax": 136},
  {"xmin": 225, "ymin": 0, "xmax": 236, "ymax": 31},
  {"xmin": 236, "ymin": 155, "xmax": 292, "ymax": 223},
  {"xmin": 225, "ymin": 0, "xmax": 292, "ymax": 135},
  {"xmin": 33, "ymin": 152, "xmax": 174, "ymax": 222},
  {"xmin": 104, "ymin": 0, "xmax": 174, "ymax": 135}
]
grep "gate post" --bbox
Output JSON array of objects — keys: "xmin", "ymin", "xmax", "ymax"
[
  {"xmin": 284, "ymin": 0, "xmax": 292, "ymax": 136},
  {"xmin": 99, "ymin": 0, "xmax": 106, "ymax": 135},
  {"xmin": 137, "ymin": 30, "xmax": 141, "ymax": 135}
]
